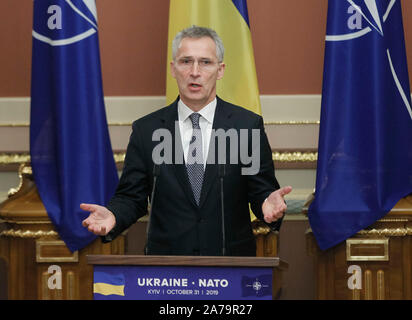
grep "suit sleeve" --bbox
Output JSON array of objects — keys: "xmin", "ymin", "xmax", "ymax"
[
  {"xmin": 247, "ymin": 115, "xmax": 283, "ymax": 231},
  {"xmin": 102, "ymin": 121, "xmax": 150, "ymax": 242}
]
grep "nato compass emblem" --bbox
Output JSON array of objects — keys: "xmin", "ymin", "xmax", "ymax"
[
  {"xmin": 32, "ymin": 0, "xmax": 98, "ymax": 46},
  {"xmin": 251, "ymin": 279, "xmax": 265, "ymax": 292},
  {"xmin": 241, "ymin": 275, "xmax": 272, "ymax": 298},
  {"xmin": 326, "ymin": 0, "xmax": 412, "ymax": 120}
]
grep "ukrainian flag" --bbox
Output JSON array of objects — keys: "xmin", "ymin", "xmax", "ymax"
[
  {"xmin": 166, "ymin": 0, "xmax": 261, "ymax": 115},
  {"xmin": 93, "ymin": 271, "xmax": 125, "ymax": 297}
]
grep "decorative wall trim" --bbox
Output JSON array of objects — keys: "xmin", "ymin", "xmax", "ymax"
[
  {"xmin": 0, "ymin": 150, "xmax": 318, "ymax": 167},
  {"xmin": 307, "ymin": 227, "xmax": 412, "ymax": 237},
  {"xmin": 0, "ymin": 229, "xmax": 57, "ymax": 238},
  {"xmin": 272, "ymin": 151, "xmax": 317, "ymax": 162},
  {"xmin": 0, "ymin": 123, "xmax": 28, "ymax": 127},
  {"xmin": 0, "ymin": 95, "xmax": 322, "ymax": 124},
  {"xmin": 0, "ymin": 153, "xmax": 30, "ymax": 165},
  {"xmin": 0, "ymin": 120, "xmax": 321, "ymax": 127},
  {"xmin": 0, "ymin": 95, "xmax": 321, "ymax": 169},
  {"xmin": 2, "ymin": 94, "xmax": 412, "ymax": 125}
]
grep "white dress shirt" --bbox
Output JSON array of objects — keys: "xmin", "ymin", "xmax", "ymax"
[{"xmin": 178, "ymin": 98, "xmax": 216, "ymax": 168}]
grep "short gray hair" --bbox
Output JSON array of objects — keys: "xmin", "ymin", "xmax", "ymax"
[{"xmin": 172, "ymin": 25, "xmax": 224, "ymax": 62}]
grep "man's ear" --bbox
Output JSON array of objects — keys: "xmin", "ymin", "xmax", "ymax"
[
  {"xmin": 217, "ymin": 62, "xmax": 225, "ymax": 80},
  {"xmin": 170, "ymin": 60, "xmax": 176, "ymax": 79}
]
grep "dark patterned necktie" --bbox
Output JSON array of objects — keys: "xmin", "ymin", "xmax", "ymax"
[{"xmin": 186, "ymin": 113, "xmax": 204, "ymax": 205}]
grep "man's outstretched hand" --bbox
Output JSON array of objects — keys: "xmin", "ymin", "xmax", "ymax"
[
  {"xmin": 262, "ymin": 186, "xmax": 293, "ymax": 223},
  {"xmin": 80, "ymin": 203, "xmax": 116, "ymax": 236}
]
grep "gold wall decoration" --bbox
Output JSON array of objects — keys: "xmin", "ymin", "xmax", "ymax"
[
  {"xmin": 252, "ymin": 220, "xmax": 272, "ymax": 236},
  {"xmin": 0, "ymin": 228, "xmax": 57, "ymax": 238},
  {"xmin": 0, "ymin": 150, "xmax": 319, "ymax": 166},
  {"xmin": 377, "ymin": 270, "xmax": 385, "ymax": 300},
  {"xmin": 346, "ymin": 238, "xmax": 389, "ymax": 261},
  {"xmin": 36, "ymin": 240, "xmax": 79, "ymax": 263},
  {"xmin": 7, "ymin": 163, "xmax": 32, "ymax": 197},
  {"xmin": 0, "ymin": 153, "xmax": 30, "ymax": 165},
  {"xmin": 113, "ymin": 152, "xmax": 125, "ymax": 163},
  {"xmin": 358, "ymin": 227, "xmax": 412, "ymax": 237},
  {"xmin": 272, "ymin": 151, "xmax": 317, "ymax": 162},
  {"xmin": 307, "ymin": 226, "xmax": 412, "ymax": 238}
]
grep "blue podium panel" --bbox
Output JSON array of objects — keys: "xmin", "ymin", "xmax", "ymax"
[{"xmin": 93, "ymin": 265, "xmax": 273, "ymax": 300}]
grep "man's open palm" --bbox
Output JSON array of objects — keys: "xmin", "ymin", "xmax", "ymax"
[
  {"xmin": 80, "ymin": 203, "xmax": 116, "ymax": 236},
  {"xmin": 262, "ymin": 186, "xmax": 292, "ymax": 223}
]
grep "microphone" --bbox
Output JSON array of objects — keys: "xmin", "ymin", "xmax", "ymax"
[
  {"xmin": 218, "ymin": 164, "xmax": 226, "ymax": 256},
  {"xmin": 145, "ymin": 164, "xmax": 161, "ymax": 255}
]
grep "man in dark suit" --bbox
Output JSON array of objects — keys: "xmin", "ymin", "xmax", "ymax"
[{"xmin": 81, "ymin": 26, "xmax": 292, "ymax": 256}]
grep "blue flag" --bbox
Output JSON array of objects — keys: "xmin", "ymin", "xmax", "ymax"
[
  {"xmin": 30, "ymin": 0, "xmax": 118, "ymax": 252},
  {"xmin": 308, "ymin": 0, "xmax": 412, "ymax": 250}
]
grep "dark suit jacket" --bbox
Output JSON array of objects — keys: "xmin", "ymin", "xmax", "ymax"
[{"xmin": 104, "ymin": 96, "xmax": 281, "ymax": 256}]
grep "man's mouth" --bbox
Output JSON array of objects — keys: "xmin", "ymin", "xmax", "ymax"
[{"xmin": 189, "ymin": 83, "xmax": 202, "ymax": 88}]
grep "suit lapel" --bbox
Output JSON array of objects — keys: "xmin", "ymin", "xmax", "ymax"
[{"xmin": 198, "ymin": 97, "xmax": 233, "ymax": 209}]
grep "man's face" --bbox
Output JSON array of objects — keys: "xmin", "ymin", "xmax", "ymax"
[{"xmin": 170, "ymin": 37, "xmax": 225, "ymax": 110}]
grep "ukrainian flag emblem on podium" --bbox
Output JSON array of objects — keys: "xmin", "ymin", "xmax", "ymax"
[{"xmin": 93, "ymin": 271, "xmax": 125, "ymax": 297}]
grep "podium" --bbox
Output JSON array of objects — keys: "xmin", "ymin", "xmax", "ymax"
[{"xmin": 87, "ymin": 255, "xmax": 288, "ymax": 300}]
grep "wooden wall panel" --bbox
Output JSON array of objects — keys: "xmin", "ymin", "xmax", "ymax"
[{"xmin": 1, "ymin": 0, "xmax": 411, "ymax": 97}]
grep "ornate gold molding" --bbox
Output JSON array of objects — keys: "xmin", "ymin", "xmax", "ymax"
[
  {"xmin": 252, "ymin": 224, "xmax": 271, "ymax": 236},
  {"xmin": 346, "ymin": 238, "xmax": 389, "ymax": 261},
  {"xmin": 0, "ymin": 229, "xmax": 58, "ymax": 238},
  {"xmin": 3, "ymin": 220, "xmax": 52, "ymax": 225},
  {"xmin": 306, "ymin": 227, "xmax": 412, "ymax": 237},
  {"xmin": 272, "ymin": 151, "xmax": 317, "ymax": 162},
  {"xmin": 0, "ymin": 153, "xmax": 30, "ymax": 165},
  {"xmin": 251, "ymin": 219, "xmax": 279, "ymax": 236},
  {"xmin": 358, "ymin": 227, "xmax": 412, "ymax": 237},
  {"xmin": 0, "ymin": 150, "xmax": 318, "ymax": 165},
  {"xmin": 113, "ymin": 152, "xmax": 125, "ymax": 163},
  {"xmin": 377, "ymin": 218, "xmax": 409, "ymax": 223},
  {"xmin": 36, "ymin": 240, "xmax": 78, "ymax": 262},
  {"xmin": 8, "ymin": 163, "xmax": 32, "ymax": 197}
]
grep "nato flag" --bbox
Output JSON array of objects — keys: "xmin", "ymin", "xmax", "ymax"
[
  {"xmin": 30, "ymin": 0, "xmax": 118, "ymax": 252},
  {"xmin": 308, "ymin": 0, "xmax": 412, "ymax": 250}
]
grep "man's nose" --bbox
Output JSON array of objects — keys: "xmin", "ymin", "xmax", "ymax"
[{"xmin": 190, "ymin": 61, "xmax": 200, "ymax": 76}]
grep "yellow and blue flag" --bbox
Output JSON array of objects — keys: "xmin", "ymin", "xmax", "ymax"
[
  {"xmin": 166, "ymin": 0, "xmax": 261, "ymax": 115},
  {"xmin": 93, "ymin": 271, "xmax": 125, "ymax": 297}
]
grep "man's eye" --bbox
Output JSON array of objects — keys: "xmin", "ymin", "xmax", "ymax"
[
  {"xmin": 200, "ymin": 60, "xmax": 211, "ymax": 65},
  {"xmin": 181, "ymin": 59, "xmax": 192, "ymax": 64}
]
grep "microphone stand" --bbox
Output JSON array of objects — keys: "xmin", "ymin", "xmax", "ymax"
[
  {"xmin": 145, "ymin": 164, "xmax": 160, "ymax": 255},
  {"xmin": 219, "ymin": 164, "xmax": 226, "ymax": 256}
]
